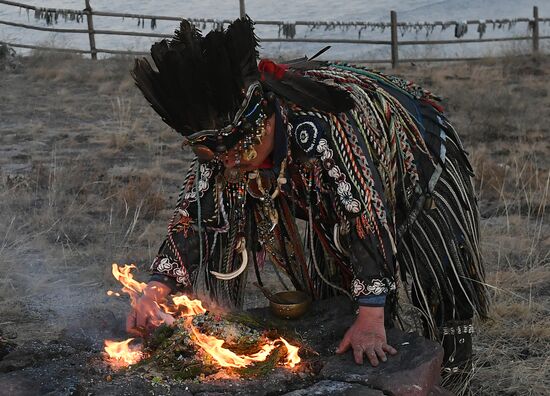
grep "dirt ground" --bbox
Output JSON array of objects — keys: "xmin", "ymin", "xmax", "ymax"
[{"xmin": 0, "ymin": 51, "xmax": 548, "ymax": 395}]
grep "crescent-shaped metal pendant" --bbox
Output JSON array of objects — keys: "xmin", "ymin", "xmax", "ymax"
[
  {"xmin": 269, "ymin": 208, "xmax": 279, "ymax": 231},
  {"xmin": 210, "ymin": 237, "xmax": 249, "ymax": 280},
  {"xmin": 333, "ymin": 224, "xmax": 349, "ymax": 256}
]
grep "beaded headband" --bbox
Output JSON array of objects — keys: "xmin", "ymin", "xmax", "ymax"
[{"xmin": 184, "ymin": 81, "xmax": 268, "ymax": 162}]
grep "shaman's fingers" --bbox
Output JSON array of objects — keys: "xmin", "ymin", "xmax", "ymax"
[
  {"xmin": 383, "ymin": 344, "xmax": 398, "ymax": 355},
  {"xmin": 374, "ymin": 345, "xmax": 387, "ymax": 362},
  {"xmin": 365, "ymin": 348, "xmax": 379, "ymax": 367},
  {"xmin": 353, "ymin": 346, "xmax": 364, "ymax": 365},
  {"xmin": 336, "ymin": 332, "xmax": 352, "ymax": 354}
]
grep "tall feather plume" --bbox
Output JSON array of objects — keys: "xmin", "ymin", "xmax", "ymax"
[
  {"xmin": 202, "ymin": 30, "xmax": 240, "ymax": 125},
  {"xmin": 172, "ymin": 19, "xmax": 203, "ymax": 47},
  {"xmin": 132, "ymin": 17, "xmax": 259, "ymax": 135},
  {"xmin": 225, "ymin": 16, "xmax": 260, "ymax": 88}
]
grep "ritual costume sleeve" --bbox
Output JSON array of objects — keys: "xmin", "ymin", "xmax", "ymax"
[
  {"xmin": 288, "ymin": 108, "xmax": 398, "ymax": 306},
  {"xmin": 347, "ymin": 208, "xmax": 397, "ymax": 307},
  {"xmin": 348, "ymin": 233, "xmax": 390, "ymax": 307},
  {"xmin": 149, "ymin": 161, "xmax": 220, "ymax": 294}
]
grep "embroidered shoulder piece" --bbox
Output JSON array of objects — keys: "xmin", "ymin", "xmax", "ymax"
[{"xmin": 288, "ymin": 114, "xmax": 326, "ymax": 156}]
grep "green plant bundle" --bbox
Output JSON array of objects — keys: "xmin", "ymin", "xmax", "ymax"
[{"xmin": 137, "ymin": 311, "xmax": 301, "ymax": 381}]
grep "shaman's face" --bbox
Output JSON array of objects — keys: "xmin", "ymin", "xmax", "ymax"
[{"xmin": 222, "ymin": 113, "xmax": 276, "ymax": 172}]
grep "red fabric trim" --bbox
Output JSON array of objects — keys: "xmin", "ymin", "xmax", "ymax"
[{"xmin": 258, "ymin": 59, "xmax": 288, "ymax": 80}]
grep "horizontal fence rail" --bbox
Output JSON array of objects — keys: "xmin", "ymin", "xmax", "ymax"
[{"xmin": 0, "ymin": 0, "xmax": 548, "ymax": 66}]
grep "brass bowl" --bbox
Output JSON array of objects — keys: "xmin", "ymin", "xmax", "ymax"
[{"xmin": 269, "ymin": 291, "xmax": 312, "ymax": 320}]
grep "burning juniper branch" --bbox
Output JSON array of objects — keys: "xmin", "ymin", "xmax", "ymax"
[{"xmin": 104, "ymin": 264, "xmax": 302, "ymax": 378}]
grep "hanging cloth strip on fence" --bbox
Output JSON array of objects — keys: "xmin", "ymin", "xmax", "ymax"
[
  {"xmin": 33, "ymin": 8, "xmax": 84, "ymax": 25},
  {"xmin": 477, "ymin": 20, "xmax": 487, "ymax": 38},
  {"xmin": 454, "ymin": 21, "xmax": 468, "ymax": 38}
]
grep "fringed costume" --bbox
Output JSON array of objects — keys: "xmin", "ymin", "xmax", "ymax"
[{"xmin": 132, "ymin": 17, "xmax": 488, "ymax": 392}]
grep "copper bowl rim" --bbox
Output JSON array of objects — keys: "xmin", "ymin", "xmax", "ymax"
[{"xmin": 269, "ymin": 291, "xmax": 312, "ymax": 307}]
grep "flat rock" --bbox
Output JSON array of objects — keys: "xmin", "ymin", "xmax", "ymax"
[
  {"xmin": 250, "ymin": 296, "xmax": 444, "ymax": 396},
  {"xmin": 283, "ymin": 380, "xmax": 384, "ymax": 395},
  {"xmin": 183, "ymin": 368, "xmax": 307, "ymax": 395},
  {"xmin": 320, "ymin": 329, "xmax": 443, "ymax": 396}
]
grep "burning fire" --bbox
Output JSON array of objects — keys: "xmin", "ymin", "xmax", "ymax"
[
  {"xmin": 110, "ymin": 264, "xmax": 147, "ymax": 306},
  {"xmin": 172, "ymin": 295, "xmax": 207, "ymax": 316},
  {"xmin": 279, "ymin": 337, "xmax": 301, "ymax": 368},
  {"xmin": 104, "ymin": 338, "xmax": 143, "ymax": 367},
  {"xmin": 104, "ymin": 264, "xmax": 301, "ymax": 372},
  {"xmin": 190, "ymin": 324, "xmax": 277, "ymax": 368}
]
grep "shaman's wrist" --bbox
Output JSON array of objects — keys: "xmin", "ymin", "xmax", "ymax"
[{"xmin": 356, "ymin": 306, "xmax": 384, "ymax": 325}]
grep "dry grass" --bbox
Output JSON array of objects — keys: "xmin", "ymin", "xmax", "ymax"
[
  {"xmin": 402, "ymin": 55, "xmax": 550, "ymax": 395},
  {"xmin": 0, "ymin": 52, "xmax": 548, "ymax": 394},
  {"xmin": 0, "ymin": 52, "xmax": 186, "ymax": 341}
]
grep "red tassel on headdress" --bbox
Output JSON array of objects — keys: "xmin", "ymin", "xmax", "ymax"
[{"xmin": 258, "ymin": 59, "xmax": 288, "ymax": 80}]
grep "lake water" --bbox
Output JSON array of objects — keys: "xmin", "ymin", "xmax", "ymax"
[{"xmin": 1, "ymin": 0, "xmax": 549, "ymax": 60}]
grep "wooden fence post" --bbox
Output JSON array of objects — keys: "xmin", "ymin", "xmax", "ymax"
[
  {"xmin": 532, "ymin": 6, "xmax": 539, "ymax": 53},
  {"xmin": 239, "ymin": 0, "xmax": 246, "ymax": 18},
  {"xmin": 390, "ymin": 10, "xmax": 398, "ymax": 68},
  {"xmin": 84, "ymin": 0, "xmax": 97, "ymax": 59}
]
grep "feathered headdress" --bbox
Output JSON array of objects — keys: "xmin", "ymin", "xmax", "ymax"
[{"xmin": 132, "ymin": 17, "xmax": 354, "ymax": 159}]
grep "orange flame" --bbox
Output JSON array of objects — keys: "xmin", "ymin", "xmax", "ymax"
[
  {"xmin": 173, "ymin": 295, "xmax": 207, "ymax": 317},
  {"xmin": 104, "ymin": 338, "xmax": 143, "ymax": 367},
  {"xmin": 190, "ymin": 322, "xmax": 278, "ymax": 368},
  {"xmin": 105, "ymin": 264, "xmax": 302, "ymax": 372},
  {"xmin": 279, "ymin": 337, "xmax": 301, "ymax": 368},
  {"xmin": 111, "ymin": 264, "xmax": 147, "ymax": 306}
]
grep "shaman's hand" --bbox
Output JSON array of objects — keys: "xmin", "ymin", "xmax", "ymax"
[
  {"xmin": 126, "ymin": 281, "xmax": 173, "ymax": 336},
  {"xmin": 336, "ymin": 306, "xmax": 397, "ymax": 366}
]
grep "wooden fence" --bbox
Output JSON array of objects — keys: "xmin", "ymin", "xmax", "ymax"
[{"xmin": 0, "ymin": 0, "xmax": 548, "ymax": 67}]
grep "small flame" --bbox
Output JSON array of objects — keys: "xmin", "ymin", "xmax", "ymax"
[
  {"xmin": 279, "ymin": 337, "xmax": 301, "ymax": 368},
  {"xmin": 190, "ymin": 322, "xmax": 278, "ymax": 368},
  {"xmin": 104, "ymin": 338, "xmax": 143, "ymax": 367},
  {"xmin": 173, "ymin": 295, "xmax": 207, "ymax": 316},
  {"xmin": 111, "ymin": 264, "xmax": 147, "ymax": 306},
  {"xmin": 107, "ymin": 290, "xmax": 121, "ymax": 297}
]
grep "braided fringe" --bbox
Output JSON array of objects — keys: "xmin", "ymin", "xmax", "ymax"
[
  {"xmin": 398, "ymin": 131, "xmax": 488, "ymax": 335},
  {"xmin": 396, "ymin": 129, "xmax": 486, "ymax": 396}
]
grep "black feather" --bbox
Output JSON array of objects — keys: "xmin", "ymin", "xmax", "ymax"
[
  {"xmin": 131, "ymin": 58, "xmax": 171, "ymax": 126},
  {"xmin": 225, "ymin": 16, "xmax": 260, "ymax": 86},
  {"xmin": 172, "ymin": 20, "xmax": 202, "ymax": 49},
  {"xmin": 132, "ymin": 16, "xmax": 260, "ymax": 136},
  {"xmin": 203, "ymin": 30, "xmax": 240, "ymax": 123},
  {"xmin": 262, "ymin": 72, "xmax": 354, "ymax": 113},
  {"xmin": 284, "ymin": 59, "xmax": 327, "ymax": 71}
]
